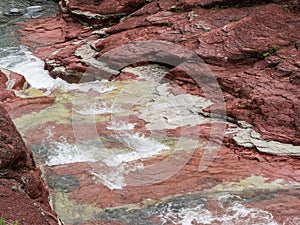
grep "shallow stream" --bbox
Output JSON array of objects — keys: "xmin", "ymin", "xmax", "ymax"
[{"xmin": 0, "ymin": 1, "xmax": 299, "ymax": 225}]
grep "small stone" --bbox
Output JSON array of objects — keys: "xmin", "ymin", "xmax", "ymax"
[
  {"xmin": 9, "ymin": 8, "xmax": 22, "ymax": 15},
  {"xmin": 26, "ymin": 6, "xmax": 43, "ymax": 13},
  {"xmin": 11, "ymin": 185, "xmax": 18, "ymax": 191}
]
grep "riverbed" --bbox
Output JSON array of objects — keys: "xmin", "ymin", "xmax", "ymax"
[{"xmin": 0, "ymin": 1, "xmax": 300, "ymax": 224}]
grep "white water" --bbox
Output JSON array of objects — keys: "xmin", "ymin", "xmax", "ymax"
[
  {"xmin": 0, "ymin": 46, "xmax": 114, "ymax": 94},
  {"xmin": 91, "ymin": 163, "xmax": 144, "ymax": 190},
  {"xmin": 46, "ymin": 139, "xmax": 99, "ymax": 166},
  {"xmin": 41, "ymin": 132, "xmax": 169, "ymax": 189},
  {"xmin": 90, "ymin": 132, "xmax": 169, "ymax": 189},
  {"xmin": 38, "ymin": 131, "xmax": 104, "ymax": 166},
  {"xmin": 159, "ymin": 194, "xmax": 280, "ymax": 225},
  {"xmin": 103, "ymin": 132, "xmax": 170, "ymax": 167},
  {"xmin": 2, "ymin": 46, "xmax": 298, "ymax": 223},
  {"xmin": 63, "ymin": 80, "xmax": 114, "ymax": 93},
  {"xmin": 107, "ymin": 121, "xmax": 136, "ymax": 131},
  {"xmin": 41, "ymin": 126, "xmax": 169, "ymax": 189},
  {"xmin": 74, "ymin": 101, "xmax": 120, "ymax": 115},
  {"xmin": 0, "ymin": 46, "xmax": 67, "ymax": 90}
]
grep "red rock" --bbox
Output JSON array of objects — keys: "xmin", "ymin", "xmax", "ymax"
[
  {"xmin": 0, "ymin": 105, "xmax": 58, "ymax": 224},
  {"xmin": 61, "ymin": 0, "xmax": 149, "ymax": 25},
  {"xmin": 0, "ymin": 69, "xmax": 22, "ymax": 102},
  {"xmin": 3, "ymin": 97, "xmax": 55, "ymax": 120},
  {"xmin": 0, "ymin": 69, "xmax": 27, "ymax": 90},
  {"xmin": 45, "ymin": 143, "xmax": 299, "ymax": 209},
  {"xmin": 14, "ymin": 0, "xmax": 300, "ymax": 223},
  {"xmin": 16, "ymin": 0, "xmax": 299, "ymax": 148},
  {"xmin": 0, "ymin": 179, "xmax": 56, "ymax": 225},
  {"xmin": 18, "ymin": 13, "xmax": 93, "ymax": 60},
  {"xmin": 92, "ymin": 3, "xmax": 300, "ymax": 145},
  {"xmin": 0, "ymin": 105, "xmax": 33, "ymax": 170}
]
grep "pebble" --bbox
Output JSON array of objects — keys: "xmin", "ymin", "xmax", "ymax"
[
  {"xmin": 26, "ymin": 6, "xmax": 43, "ymax": 13},
  {"xmin": 9, "ymin": 8, "xmax": 22, "ymax": 15}
]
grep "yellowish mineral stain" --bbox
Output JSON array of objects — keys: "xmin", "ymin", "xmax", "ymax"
[
  {"xmin": 208, "ymin": 175, "xmax": 300, "ymax": 193},
  {"xmin": 53, "ymin": 191, "xmax": 102, "ymax": 224}
]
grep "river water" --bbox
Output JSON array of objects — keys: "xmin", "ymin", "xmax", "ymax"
[
  {"xmin": 0, "ymin": 1, "xmax": 300, "ymax": 225},
  {"xmin": 0, "ymin": 0, "xmax": 62, "ymax": 89}
]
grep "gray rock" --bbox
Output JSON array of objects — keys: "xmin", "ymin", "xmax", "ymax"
[
  {"xmin": 25, "ymin": 6, "xmax": 43, "ymax": 13},
  {"xmin": 9, "ymin": 8, "xmax": 22, "ymax": 15}
]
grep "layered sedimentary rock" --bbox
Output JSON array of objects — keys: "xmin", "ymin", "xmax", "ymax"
[
  {"xmin": 18, "ymin": 0, "xmax": 300, "ymax": 145},
  {"xmin": 9, "ymin": 0, "xmax": 300, "ymax": 224},
  {"xmin": 0, "ymin": 70, "xmax": 58, "ymax": 225}
]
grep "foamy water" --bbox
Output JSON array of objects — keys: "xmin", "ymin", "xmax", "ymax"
[
  {"xmin": 41, "ymin": 137, "xmax": 103, "ymax": 166},
  {"xmin": 38, "ymin": 127, "xmax": 169, "ymax": 189},
  {"xmin": 63, "ymin": 80, "xmax": 114, "ymax": 93},
  {"xmin": 74, "ymin": 101, "xmax": 120, "ymax": 115},
  {"xmin": 41, "ymin": 132, "xmax": 169, "ymax": 189},
  {"xmin": 91, "ymin": 132, "xmax": 170, "ymax": 189},
  {"xmin": 0, "ymin": 46, "xmax": 67, "ymax": 90},
  {"xmin": 91, "ymin": 163, "xmax": 144, "ymax": 190},
  {"xmin": 0, "ymin": 46, "xmax": 113, "ymax": 94},
  {"xmin": 100, "ymin": 133, "xmax": 169, "ymax": 167},
  {"xmin": 107, "ymin": 121, "xmax": 136, "ymax": 131},
  {"xmin": 159, "ymin": 194, "xmax": 279, "ymax": 225}
]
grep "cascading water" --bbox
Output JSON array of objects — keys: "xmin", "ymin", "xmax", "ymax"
[
  {"xmin": 0, "ymin": 0, "xmax": 61, "ymax": 91},
  {"xmin": 0, "ymin": 1, "xmax": 299, "ymax": 225}
]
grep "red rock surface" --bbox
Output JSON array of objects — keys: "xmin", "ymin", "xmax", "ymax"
[
  {"xmin": 13, "ymin": 0, "xmax": 300, "ymax": 224},
  {"xmin": 21, "ymin": 0, "xmax": 299, "ymax": 145},
  {"xmin": 0, "ymin": 179, "xmax": 53, "ymax": 225},
  {"xmin": 0, "ymin": 67, "xmax": 58, "ymax": 224},
  {"xmin": 63, "ymin": 0, "xmax": 148, "ymax": 15},
  {"xmin": 46, "ymin": 140, "xmax": 300, "ymax": 208},
  {"xmin": 17, "ymin": 13, "xmax": 93, "ymax": 83},
  {"xmin": 0, "ymin": 104, "xmax": 58, "ymax": 224},
  {"xmin": 0, "ymin": 69, "xmax": 22, "ymax": 102}
]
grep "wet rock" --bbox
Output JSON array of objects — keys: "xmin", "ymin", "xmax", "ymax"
[
  {"xmin": 26, "ymin": 6, "xmax": 43, "ymax": 13},
  {"xmin": 9, "ymin": 8, "xmax": 22, "ymax": 15},
  {"xmin": 15, "ymin": 0, "xmax": 300, "ymax": 224},
  {"xmin": 0, "ymin": 68, "xmax": 26, "ymax": 102},
  {"xmin": 21, "ymin": 1, "xmax": 300, "ymax": 145},
  {"xmin": 47, "ymin": 174, "xmax": 80, "ymax": 192}
]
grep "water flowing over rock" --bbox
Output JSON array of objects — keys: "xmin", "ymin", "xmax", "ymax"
[
  {"xmin": 19, "ymin": 0, "xmax": 300, "ymax": 145},
  {"xmin": 0, "ymin": 0, "xmax": 299, "ymax": 224}
]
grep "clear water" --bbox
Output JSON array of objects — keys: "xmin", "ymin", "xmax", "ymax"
[
  {"xmin": 0, "ymin": 0, "xmax": 62, "ymax": 91},
  {"xmin": 0, "ymin": 0, "xmax": 59, "ymax": 47}
]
